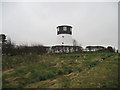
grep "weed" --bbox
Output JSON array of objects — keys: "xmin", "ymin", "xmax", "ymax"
[
  {"xmin": 77, "ymin": 68, "xmax": 82, "ymax": 72},
  {"xmin": 2, "ymin": 52, "xmax": 118, "ymax": 88}
]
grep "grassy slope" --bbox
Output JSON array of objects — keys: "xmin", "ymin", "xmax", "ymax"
[{"xmin": 2, "ymin": 52, "xmax": 119, "ymax": 88}]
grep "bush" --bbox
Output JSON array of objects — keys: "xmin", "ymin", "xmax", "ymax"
[
  {"xmin": 2, "ymin": 39, "xmax": 48, "ymax": 56},
  {"xmin": 77, "ymin": 68, "xmax": 82, "ymax": 72},
  {"xmin": 57, "ymin": 70, "xmax": 64, "ymax": 75},
  {"xmin": 46, "ymin": 72, "xmax": 55, "ymax": 79},
  {"xmin": 39, "ymin": 72, "xmax": 55, "ymax": 81},
  {"xmin": 88, "ymin": 61, "xmax": 100, "ymax": 69},
  {"xmin": 39, "ymin": 74, "xmax": 47, "ymax": 81},
  {"xmin": 67, "ymin": 69, "xmax": 73, "ymax": 74}
]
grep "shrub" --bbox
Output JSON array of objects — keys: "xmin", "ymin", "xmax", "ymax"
[
  {"xmin": 57, "ymin": 70, "xmax": 64, "ymax": 75},
  {"xmin": 77, "ymin": 68, "xmax": 82, "ymax": 72},
  {"xmin": 88, "ymin": 61, "xmax": 100, "ymax": 69},
  {"xmin": 67, "ymin": 69, "xmax": 73, "ymax": 74},
  {"xmin": 46, "ymin": 72, "xmax": 55, "ymax": 79},
  {"xmin": 17, "ymin": 83, "xmax": 25, "ymax": 88},
  {"xmin": 39, "ymin": 72, "xmax": 55, "ymax": 81},
  {"xmin": 39, "ymin": 74, "xmax": 47, "ymax": 81}
]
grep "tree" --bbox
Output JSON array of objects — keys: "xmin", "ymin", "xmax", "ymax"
[
  {"xmin": 0, "ymin": 34, "xmax": 7, "ymax": 44},
  {"xmin": 2, "ymin": 39, "xmax": 15, "ymax": 55}
]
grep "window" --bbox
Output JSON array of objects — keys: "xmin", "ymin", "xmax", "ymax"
[
  {"xmin": 57, "ymin": 28, "xmax": 59, "ymax": 31},
  {"xmin": 63, "ymin": 27, "xmax": 67, "ymax": 31}
]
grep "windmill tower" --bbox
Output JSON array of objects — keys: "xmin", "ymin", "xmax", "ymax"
[
  {"xmin": 56, "ymin": 25, "xmax": 73, "ymax": 46},
  {"xmin": 51, "ymin": 25, "xmax": 81, "ymax": 53}
]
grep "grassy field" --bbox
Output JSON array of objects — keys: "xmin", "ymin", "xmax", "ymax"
[{"xmin": 2, "ymin": 52, "xmax": 119, "ymax": 88}]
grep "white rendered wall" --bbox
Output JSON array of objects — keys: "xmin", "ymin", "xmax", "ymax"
[{"xmin": 56, "ymin": 34, "xmax": 73, "ymax": 46}]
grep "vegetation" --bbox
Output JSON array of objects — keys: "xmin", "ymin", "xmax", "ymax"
[
  {"xmin": 1, "ymin": 34, "xmax": 117, "ymax": 56},
  {"xmin": 1, "ymin": 34, "xmax": 119, "ymax": 88},
  {"xmin": 2, "ymin": 52, "xmax": 119, "ymax": 88}
]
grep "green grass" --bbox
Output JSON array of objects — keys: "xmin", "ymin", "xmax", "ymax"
[{"xmin": 2, "ymin": 52, "xmax": 119, "ymax": 88}]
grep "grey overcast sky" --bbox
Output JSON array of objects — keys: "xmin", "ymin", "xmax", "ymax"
[{"xmin": 1, "ymin": 2, "xmax": 118, "ymax": 48}]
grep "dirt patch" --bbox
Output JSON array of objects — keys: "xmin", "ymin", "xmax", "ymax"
[
  {"xmin": 55, "ymin": 63, "xmax": 61, "ymax": 67},
  {"xmin": 65, "ymin": 71, "xmax": 79, "ymax": 80},
  {"xmin": 54, "ymin": 61, "xmax": 65, "ymax": 67},
  {"xmin": 9, "ymin": 81, "xmax": 19, "ymax": 87},
  {"xmin": 109, "ymin": 56, "xmax": 118, "ymax": 60},
  {"xmin": 75, "ymin": 59, "xmax": 83, "ymax": 63},
  {"xmin": 24, "ymin": 72, "xmax": 31, "ymax": 78},
  {"xmin": 81, "ymin": 56, "xmax": 86, "ymax": 58},
  {"xmin": 5, "ymin": 76, "xmax": 23, "ymax": 82},
  {"xmin": 3, "ymin": 69, "xmax": 15, "ymax": 75},
  {"xmin": 91, "ymin": 58, "xmax": 101, "ymax": 62},
  {"xmin": 5, "ymin": 72, "xmax": 31, "ymax": 82}
]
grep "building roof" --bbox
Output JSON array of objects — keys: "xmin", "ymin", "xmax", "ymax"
[{"xmin": 57, "ymin": 25, "xmax": 72, "ymax": 28}]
